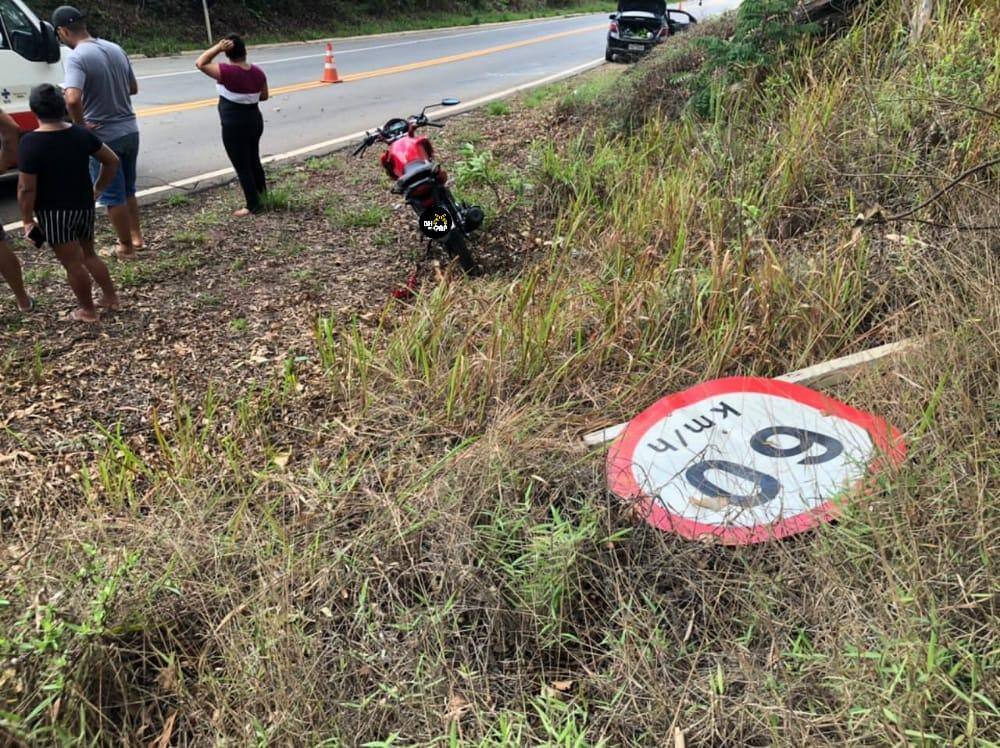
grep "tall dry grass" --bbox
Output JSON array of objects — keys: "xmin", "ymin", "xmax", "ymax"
[{"xmin": 2, "ymin": 0, "xmax": 997, "ymax": 744}]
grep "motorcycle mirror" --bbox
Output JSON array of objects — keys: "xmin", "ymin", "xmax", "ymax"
[{"xmin": 440, "ymin": 98, "xmax": 460, "ymax": 107}]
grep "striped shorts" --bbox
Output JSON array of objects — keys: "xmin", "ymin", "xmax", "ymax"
[{"xmin": 35, "ymin": 208, "xmax": 95, "ymax": 247}]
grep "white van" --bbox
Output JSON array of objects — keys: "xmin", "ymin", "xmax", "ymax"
[{"xmin": 1, "ymin": 0, "xmax": 65, "ymax": 134}]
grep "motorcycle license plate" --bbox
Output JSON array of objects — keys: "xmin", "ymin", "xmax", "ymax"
[
  {"xmin": 628, "ymin": 44, "xmax": 645, "ymax": 51},
  {"xmin": 419, "ymin": 205, "xmax": 455, "ymax": 239}
]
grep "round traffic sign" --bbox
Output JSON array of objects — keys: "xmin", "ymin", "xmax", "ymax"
[{"xmin": 606, "ymin": 377, "xmax": 905, "ymax": 545}]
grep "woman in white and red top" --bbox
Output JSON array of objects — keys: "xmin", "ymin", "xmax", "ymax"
[{"xmin": 196, "ymin": 34, "xmax": 269, "ymax": 216}]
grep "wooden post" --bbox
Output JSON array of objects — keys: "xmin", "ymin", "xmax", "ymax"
[
  {"xmin": 202, "ymin": 0, "xmax": 213, "ymax": 45},
  {"xmin": 910, "ymin": 0, "xmax": 934, "ymax": 44},
  {"xmin": 580, "ymin": 337, "xmax": 925, "ymax": 448}
]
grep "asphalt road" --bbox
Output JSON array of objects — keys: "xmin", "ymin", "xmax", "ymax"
[{"xmin": 1, "ymin": 2, "xmax": 737, "ymax": 225}]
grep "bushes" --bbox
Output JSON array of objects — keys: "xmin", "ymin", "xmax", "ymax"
[{"xmin": 688, "ymin": 0, "xmax": 819, "ymax": 115}]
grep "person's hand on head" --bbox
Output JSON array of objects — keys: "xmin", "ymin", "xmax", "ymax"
[{"xmin": 220, "ymin": 39, "xmax": 234, "ymax": 52}]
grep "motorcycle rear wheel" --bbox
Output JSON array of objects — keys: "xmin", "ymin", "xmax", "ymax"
[{"xmin": 444, "ymin": 233, "xmax": 476, "ymax": 274}]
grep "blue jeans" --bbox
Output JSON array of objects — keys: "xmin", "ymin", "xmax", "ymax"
[{"xmin": 91, "ymin": 132, "xmax": 140, "ymax": 208}]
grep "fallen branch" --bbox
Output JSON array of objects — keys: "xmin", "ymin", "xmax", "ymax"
[{"xmin": 881, "ymin": 157, "xmax": 1000, "ymax": 223}]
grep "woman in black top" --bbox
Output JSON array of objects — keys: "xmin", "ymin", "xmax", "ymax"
[
  {"xmin": 196, "ymin": 34, "xmax": 270, "ymax": 216},
  {"xmin": 18, "ymin": 84, "xmax": 122, "ymax": 322}
]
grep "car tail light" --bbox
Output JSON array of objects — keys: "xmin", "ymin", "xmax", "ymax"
[{"xmin": 609, "ymin": 21, "xmax": 618, "ymax": 33}]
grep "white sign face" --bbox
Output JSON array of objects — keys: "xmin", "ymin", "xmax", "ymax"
[{"xmin": 607, "ymin": 378, "xmax": 905, "ymax": 544}]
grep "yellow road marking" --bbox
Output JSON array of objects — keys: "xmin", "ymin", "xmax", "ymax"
[{"xmin": 137, "ymin": 23, "xmax": 604, "ymax": 119}]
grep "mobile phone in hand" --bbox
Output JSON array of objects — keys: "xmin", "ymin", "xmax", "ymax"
[{"xmin": 27, "ymin": 224, "xmax": 45, "ymax": 248}]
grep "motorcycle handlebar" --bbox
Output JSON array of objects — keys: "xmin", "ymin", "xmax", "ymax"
[
  {"xmin": 352, "ymin": 131, "xmax": 382, "ymax": 156},
  {"xmin": 353, "ymin": 117, "xmax": 445, "ymax": 155},
  {"xmin": 413, "ymin": 114, "xmax": 446, "ymax": 128}
]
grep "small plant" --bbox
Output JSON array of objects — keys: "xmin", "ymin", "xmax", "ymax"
[
  {"xmin": 172, "ymin": 229, "xmax": 208, "ymax": 245},
  {"xmin": 259, "ymin": 185, "xmax": 299, "ymax": 211},
  {"xmin": 31, "ymin": 341, "xmax": 44, "ymax": 383},
  {"xmin": 196, "ymin": 292, "xmax": 224, "ymax": 308},
  {"xmin": 165, "ymin": 192, "xmax": 192, "ymax": 207},
  {"xmin": 115, "ymin": 262, "xmax": 140, "ymax": 286},
  {"xmin": 23, "ymin": 267, "xmax": 54, "ymax": 286},
  {"xmin": 523, "ymin": 82, "xmax": 566, "ymax": 108},
  {"xmin": 326, "ymin": 204, "xmax": 389, "ymax": 229},
  {"xmin": 487, "ymin": 99, "xmax": 512, "ymax": 116}
]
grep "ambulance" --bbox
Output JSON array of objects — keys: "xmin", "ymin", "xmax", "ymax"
[{"xmin": 1, "ymin": 0, "xmax": 65, "ymax": 147}]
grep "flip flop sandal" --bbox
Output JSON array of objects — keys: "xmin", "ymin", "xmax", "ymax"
[
  {"xmin": 18, "ymin": 297, "xmax": 35, "ymax": 314},
  {"xmin": 69, "ymin": 308, "xmax": 99, "ymax": 323}
]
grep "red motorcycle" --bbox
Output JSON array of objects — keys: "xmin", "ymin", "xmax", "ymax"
[{"xmin": 352, "ymin": 98, "xmax": 484, "ymax": 273}]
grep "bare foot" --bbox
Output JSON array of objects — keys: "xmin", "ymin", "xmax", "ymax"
[
  {"xmin": 116, "ymin": 247, "xmax": 138, "ymax": 261},
  {"xmin": 99, "ymin": 246, "xmax": 137, "ymax": 261},
  {"xmin": 98, "ymin": 296, "xmax": 122, "ymax": 312},
  {"xmin": 70, "ymin": 308, "xmax": 99, "ymax": 323},
  {"xmin": 232, "ymin": 208, "xmax": 252, "ymax": 217}
]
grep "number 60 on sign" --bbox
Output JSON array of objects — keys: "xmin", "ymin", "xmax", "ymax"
[{"xmin": 606, "ymin": 378, "xmax": 906, "ymax": 545}]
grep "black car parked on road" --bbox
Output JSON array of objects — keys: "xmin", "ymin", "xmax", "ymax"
[{"xmin": 605, "ymin": 0, "xmax": 697, "ymax": 62}]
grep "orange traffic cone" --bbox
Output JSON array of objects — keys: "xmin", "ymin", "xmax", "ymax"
[{"xmin": 322, "ymin": 43, "xmax": 342, "ymax": 84}]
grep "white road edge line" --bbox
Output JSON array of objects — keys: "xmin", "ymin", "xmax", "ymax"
[{"xmin": 4, "ymin": 58, "xmax": 605, "ymax": 234}]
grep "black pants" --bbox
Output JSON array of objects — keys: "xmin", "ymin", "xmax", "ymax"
[{"xmin": 219, "ymin": 101, "xmax": 266, "ymax": 212}]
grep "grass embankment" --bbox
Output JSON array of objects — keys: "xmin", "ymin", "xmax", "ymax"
[
  {"xmin": 29, "ymin": 0, "xmax": 614, "ymax": 57},
  {"xmin": 2, "ymin": 0, "xmax": 998, "ymax": 744}
]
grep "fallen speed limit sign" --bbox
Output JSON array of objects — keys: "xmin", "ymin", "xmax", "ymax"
[{"xmin": 606, "ymin": 377, "xmax": 905, "ymax": 545}]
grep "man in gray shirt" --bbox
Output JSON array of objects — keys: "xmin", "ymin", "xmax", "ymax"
[{"xmin": 53, "ymin": 5, "xmax": 144, "ymax": 259}]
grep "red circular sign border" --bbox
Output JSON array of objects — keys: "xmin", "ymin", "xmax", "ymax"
[{"xmin": 606, "ymin": 377, "xmax": 906, "ymax": 545}]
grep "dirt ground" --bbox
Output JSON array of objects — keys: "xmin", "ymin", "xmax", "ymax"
[{"xmin": 0, "ymin": 104, "xmax": 553, "ymax": 516}]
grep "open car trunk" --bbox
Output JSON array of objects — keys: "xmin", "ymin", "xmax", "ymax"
[
  {"xmin": 618, "ymin": 14, "xmax": 662, "ymax": 40},
  {"xmin": 618, "ymin": 0, "xmax": 667, "ymax": 13}
]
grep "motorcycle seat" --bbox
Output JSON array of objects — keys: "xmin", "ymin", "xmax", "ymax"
[{"xmin": 395, "ymin": 159, "xmax": 439, "ymax": 193}]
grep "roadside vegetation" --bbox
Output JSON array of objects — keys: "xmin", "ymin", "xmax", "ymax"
[
  {"xmin": 2, "ymin": 0, "xmax": 998, "ymax": 744},
  {"xmin": 30, "ymin": 0, "xmax": 615, "ymax": 57}
]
